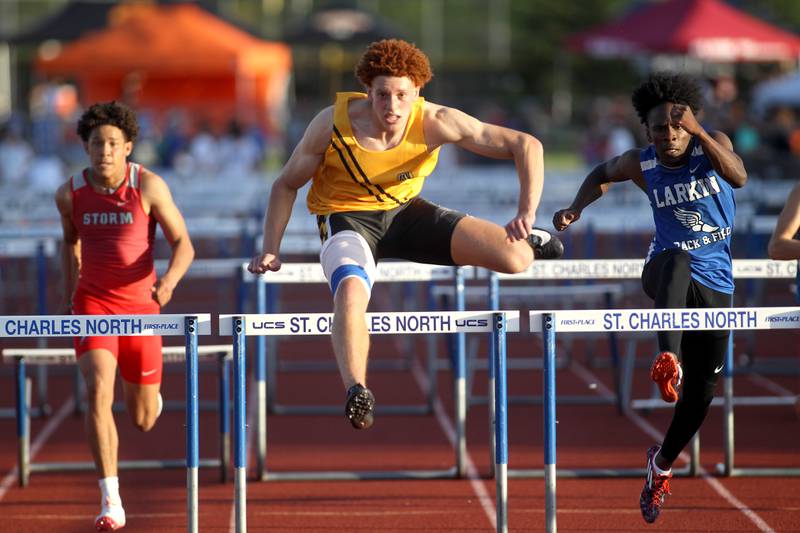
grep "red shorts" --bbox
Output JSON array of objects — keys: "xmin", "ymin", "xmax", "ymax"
[{"xmin": 72, "ymin": 289, "xmax": 162, "ymax": 385}]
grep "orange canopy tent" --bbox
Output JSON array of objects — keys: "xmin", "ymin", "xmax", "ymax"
[{"xmin": 35, "ymin": 3, "xmax": 292, "ymax": 133}]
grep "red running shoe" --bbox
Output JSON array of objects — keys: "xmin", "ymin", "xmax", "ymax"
[
  {"xmin": 95, "ymin": 497, "xmax": 126, "ymax": 531},
  {"xmin": 651, "ymin": 351, "xmax": 682, "ymax": 403},
  {"xmin": 640, "ymin": 446, "xmax": 672, "ymax": 524}
]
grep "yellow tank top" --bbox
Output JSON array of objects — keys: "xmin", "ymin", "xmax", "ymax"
[{"xmin": 306, "ymin": 92, "xmax": 440, "ymax": 214}]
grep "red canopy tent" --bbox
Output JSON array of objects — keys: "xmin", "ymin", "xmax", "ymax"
[
  {"xmin": 35, "ymin": 3, "xmax": 292, "ymax": 132},
  {"xmin": 568, "ymin": 0, "xmax": 800, "ymax": 62}
]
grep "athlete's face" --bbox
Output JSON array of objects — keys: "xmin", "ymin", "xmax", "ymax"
[
  {"xmin": 84, "ymin": 125, "xmax": 133, "ymax": 181},
  {"xmin": 367, "ymin": 76, "xmax": 420, "ymax": 133},
  {"xmin": 646, "ymin": 102, "xmax": 692, "ymax": 167}
]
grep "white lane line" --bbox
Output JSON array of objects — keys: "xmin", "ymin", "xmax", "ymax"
[
  {"xmin": 747, "ymin": 373, "xmax": 795, "ymax": 397},
  {"xmin": 571, "ymin": 359, "xmax": 776, "ymax": 533},
  {"xmin": 410, "ymin": 356, "xmax": 497, "ymax": 531},
  {"xmin": 0, "ymin": 397, "xmax": 75, "ymax": 501}
]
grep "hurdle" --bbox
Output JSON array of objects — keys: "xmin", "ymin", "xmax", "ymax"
[
  {"xmin": 530, "ymin": 307, "xmax": 800, "ymax": 531},
  {"xmin": 481, "ymin": 258, "xmax": 798, "ymax": 475},
  {"xmin": 245, "ymin": 262, "xmax": 475, "ymax": 476},
  {"xmin": 219, "ymin": 310, "xmax": 517, "ymax": 533},
  {"xmin": 2, "ymin": 342, "xmax": 233, "ymax": 483},
  {"xmin": 1, "ymin": 313, "xmax": 210, "ymax": 533},
  {"xmin": 432, "ymin": 277, "xmax": 629, "ymax": 407}
]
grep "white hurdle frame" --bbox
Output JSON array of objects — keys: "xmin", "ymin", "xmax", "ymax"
[
  {"xmin": 531, "ymin": 306, "xmax": 800, "ymax": 533},
  {"xmin": 0, "ymin": 313, "xmax": 211, "ymax": 533},
  {"xmin": 219, "ymin": 310, "xmax": 518, "ymax": 533},
  {"xmin": 245, "ymin": 262, "xmax": 474, "ymax": 480},
  {"xmin": 2, "ymin": 343, "xmax": 234, "ymax": 483},
  {"xmin": 492, "ymin": 258, "xmax": 798, "ymax": 479}
]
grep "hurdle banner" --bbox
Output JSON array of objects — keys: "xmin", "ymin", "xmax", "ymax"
[
  {"xmin": 2, "ymin": 313, "xmax": 210, "ymax": 533},
  {"xmin": 241, "ymin": 261, "xmax": 475, "ymax": 283},
  {"xmin": 1, "ymin": 314, "xmax": 212, "ymax": 337},
  {"xmin": 219, "ymin": 310, "xmax": 515, "ymax": 336},
  {"xmin": 487, "ymin": 258, "xmax": 797, "ymax": 280},
  {"xmin": 219, "ymin": 310, "xmax": 518, "ymax": 533},
  {"xmin": 529, "ymin": 306, "xmax": 800, "ymax": 333}
]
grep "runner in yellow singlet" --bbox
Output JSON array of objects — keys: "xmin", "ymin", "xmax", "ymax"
[{"xmin": 249, "ymin": 39, "xmax": 562, "ymax": 429}]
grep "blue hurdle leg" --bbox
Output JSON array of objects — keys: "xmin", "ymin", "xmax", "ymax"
[
  {"xmin": 493, "ymin": 312, "xmax": 508, "ymax": 533},
  {"xmin": 185, "ymin": 316, "xmax": 199, "ymax": 533},
  {"xmin": 15, "ymin": 357, "xmax": 29, "ymax": 487},
  {"xmin": 723, "ymin": 332, "xmax": 735, "ymax": 476},
  {"xmin": 454, "ymin": 267, "xmax": 467, "ymax": 477},
  {"xmin": 543, "ymin": 313, "xmax": 557, "ymax": 533},
  {"xmin": 233, "ymin": 317, "xmax": 247, "ymax": 532}
]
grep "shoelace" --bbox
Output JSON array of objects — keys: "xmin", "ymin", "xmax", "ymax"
[{"xmin": 649, "ymin": 475, "xmax": 672, "ymax": 504}]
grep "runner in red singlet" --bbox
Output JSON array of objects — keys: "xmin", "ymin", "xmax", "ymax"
[{"xmin": 55, "ymin": 101, "xmax": 194, "ymax": 531}]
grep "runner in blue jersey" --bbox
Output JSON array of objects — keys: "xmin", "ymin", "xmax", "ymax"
[{"xmin": 552, "ymin": 72, "xmax": 747, "ymax": 524}]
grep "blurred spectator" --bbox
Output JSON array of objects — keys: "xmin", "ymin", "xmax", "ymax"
[
  {"xmin": 188, "ymin": 121, "xmax": 220, "ymax": 176},
  {"xmin": 702, "ymin": 75, "xmax": 738, "ymax": 132},
  {"xmin": 157, "ymin": 110, "xmax": 192, "ymax": 169},
  {"xmin": 27, "ymin": 154, "xmax": 64, "ymax": 192},
  {"xmin": 218, "ymin": 119, "xmax": 263, "ymax": 177},
  {"xmin": 0, "ymin": 121, "xmax": 34, "ymax": 184},
  {"xmin": 728, "ymin": 101, "xmax": 760, "ymax": 156}
]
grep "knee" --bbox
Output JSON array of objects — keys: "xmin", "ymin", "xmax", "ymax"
[
  {"xmin": 495, "ymin": 245, "xmax": 533, "ymax": 274},
  {"xmin": 130, "ymin": 407, "xmax": 156, "ymax": 432},
  {"xmin": 334, "ymin": 277, "xmax": 370, "ymax": 310},
  {"xmin": 85, "ymin": 379, "xmax": 115, "ymax": 411},
  {"xmin": 664, "ymin": 249, "xmax": 691, "ymax": 275}
]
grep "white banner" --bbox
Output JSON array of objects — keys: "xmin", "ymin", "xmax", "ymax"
[
  {"xmin": 219, "ymin": 310, "xmax": 519, "ymax": 336},
  {"xmin": 490, "ymin": 259, "xmax": 797, "ymax": 280},
  {"xmin": 0, "ymin": 314, "xmax": 211, "ymax": 337},
  {"xmin": 240, "ymin": 262, "xmax": 473, "ymax": 284},
  {"xmin": 529, "ymin": 307, "xmax": 800, "ymax": 333}
]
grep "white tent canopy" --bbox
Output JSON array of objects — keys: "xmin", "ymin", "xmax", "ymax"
[{"xmin": 752, "ymin": 71, "xmax": 800, "ymax": 116}]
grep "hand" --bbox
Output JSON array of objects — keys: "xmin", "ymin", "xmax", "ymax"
[
  {"xmin": 151, "ymin": 278, "xmax": 175, "ymax": 307},
  {"xmin": 552, "ymin": 208, "xmax": 580, "ymax": 231},
  {"xmin": 248, "ymin": 252, "xmax": 282, "ymax": 274},
  {"xmin": 505, "ymin": 212, "xmax": 536, "ymax": 242},
  {"xmin": 669, "ymin": 104, "xmax": 702, "ymax": 136}
]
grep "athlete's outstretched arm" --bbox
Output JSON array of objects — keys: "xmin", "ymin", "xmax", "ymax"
[
  {"xmin": 55, "ymin": 183, "xmax": 80, "ymax": 313},
  {"xmin": 142, "ymin": 170, "xmax": 194, "ymax": 307},
  {"xmin": 768, "ymin": 182, "xmax": 800, "ymax": 260},
  {"xmin": 552, "ymin": 149, "xmax": 644, "ymax": 231},
  {"xmin": 248, "ymin": 107, "xmax": 332, "ymax": 274},
  {"xmin": 669, "ymin": 105, "xmax": 747, "ymax": 188},
  {"xmin": 424, "ymin": 104, "xmax": 543, "ymax": 242}
]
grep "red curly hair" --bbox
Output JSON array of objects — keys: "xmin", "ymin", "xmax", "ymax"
[{"xmin": 355, "ymin": 39, "xmax": 433, "ymax": 88}]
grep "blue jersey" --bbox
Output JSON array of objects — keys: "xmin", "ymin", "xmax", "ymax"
[{"xmin": 641, "ymin": 139, "xmax": 736, "ymax": 293}]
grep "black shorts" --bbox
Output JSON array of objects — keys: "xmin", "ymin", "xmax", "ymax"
[{"xmin": 317, "ymin": 197, "xmax": 466, "ymax": 265}]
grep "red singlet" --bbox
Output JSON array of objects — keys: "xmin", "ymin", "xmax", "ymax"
[{"xmin": 70, "ymin": 162, "xmax": 162, "ymax": 384}]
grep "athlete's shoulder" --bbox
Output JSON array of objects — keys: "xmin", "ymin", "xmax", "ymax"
[
  {"xmin": 620, "ymin": 148, "xmax": 647, "ymax": 168},
  {"xmin": 303, "ymin": 106, "xmax": 336, "ymax": 151},
  {"xmin": 54, "ymin": 177, "xmax": 73, "ymax": 211},
  {"xmin": 139, "ymin": 166, "xmax": 171, "ymax": 197}
]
